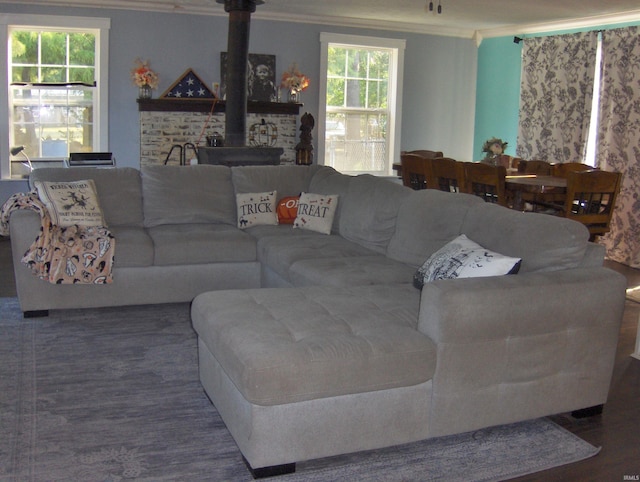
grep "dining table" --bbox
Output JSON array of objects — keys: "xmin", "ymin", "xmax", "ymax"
[{"xmin": 505, "ymin": 173, "xmax": 567, "ymax": 211}]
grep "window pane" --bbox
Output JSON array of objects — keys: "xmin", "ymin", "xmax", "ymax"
[
  {"xmin": 69, "ymin": 33, "xmax": 95, "ymax": 66},
  {"xmin": 69, "ymin": 67, "xmax": 95, "ymax": 84},
  {"xmin": 12, "ymin": 66, "xmax": 37, "ymax": 83},
  {"xmin": 41, "ymin": 31, "xmax": 67, "ymax": 66},
  {"xmin": 41, "ymin": 67, "xmax": 65, "ymax": 82},
  {"xmin": 11, "ymin": 31, "xmax": 37, "ymax": 64},
  {"xmin": 346, "ymin": 49, "xmax": 361, "ymax": 77},
  {"xmin": 345, "ymin": 79, "xmax": 365, "ymax": 108},
  {"xmin": 327, "ymin": 78, "xmax": 345, "ymax": 107},
  {"xmin": 327, "ymin": 47, "xmax": 345, "ymax": 77}
]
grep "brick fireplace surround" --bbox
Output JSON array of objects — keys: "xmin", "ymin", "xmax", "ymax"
[{"xmin": 138, "ymin": 99, "xmax": 302, "ymax": 166}]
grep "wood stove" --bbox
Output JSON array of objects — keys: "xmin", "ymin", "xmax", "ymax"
[{"xmin": 199, "ymin": 0, "xmax": 283, "ymax": 166}]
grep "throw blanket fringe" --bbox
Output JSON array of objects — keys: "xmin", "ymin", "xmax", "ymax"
[{"xmin": 1, "ymin": 191, "xmax": 115, "ymax": 284}]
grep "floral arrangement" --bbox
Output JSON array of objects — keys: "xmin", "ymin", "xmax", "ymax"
[
  {"xmin": 482, "ymin": 137, "xmax": 508, "ymax": 158},
  {"xmin": 281, "ymin": 63, "xmax": 310, "ymax": 93},
  {"xmin": 131, "ymin": 58, "xmax": 159, "ymax": 89}
]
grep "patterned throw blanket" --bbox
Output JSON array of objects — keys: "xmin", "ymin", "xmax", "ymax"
[{"xmin": 0, "ymin": 191, "xmax": 115, "ymax": 284}]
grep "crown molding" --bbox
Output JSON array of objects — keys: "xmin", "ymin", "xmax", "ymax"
[
  {"xmin": 477, "ymin": 8, "xmax": 640, "ymax": 41},
  {"xmin": 0, "ymin": 0, "xmax": 478, "ymax": 38},
  {"xmin": 3, "ymin": 1, "xmax": 640, "ymax": 42}
]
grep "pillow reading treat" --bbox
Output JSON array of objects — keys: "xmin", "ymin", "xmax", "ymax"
[
  {"xmin": 236, "ymin": 191, "xmax": 278, "ymax": 229},
  {"xmin": 293, "ymin": 192, "xmax": 339, "ymax": 234},
  {"xmin": 34, "ymin": 179, "xmax": 106, "ymax": 227},
  {"xmin": 413, "ymin": 234, "xmax": 521, "ymax": 289}
]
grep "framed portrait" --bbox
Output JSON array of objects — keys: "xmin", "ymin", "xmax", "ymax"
[{"xmin": 220, "ymin": 52, "xmax": 277, "ymax": 102}]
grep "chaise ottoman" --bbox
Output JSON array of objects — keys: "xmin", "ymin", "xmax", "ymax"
[{"xmin": 191, "ymin": 284, "xmax": 437, "ymax": 477}]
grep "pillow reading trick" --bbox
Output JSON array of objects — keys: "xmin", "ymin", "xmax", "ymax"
[
  {"xmin": 236, "ymin": 191, "xmax": 278, "ymax": 229},
  {"xmin": 34, "ymin": 179, "xmax": 106, "ymax": 227},
  {"xmin": 413, "ymin": 234, "xmax": 521, "ymax": 289},
  {"xmin": 293, "ymin": 192, "xmax": 338, "ymax": 235}
]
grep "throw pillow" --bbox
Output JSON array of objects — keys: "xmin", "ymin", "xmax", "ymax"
[
  {"xmin": 413, "ymin": 234, "xmax": 521, "ymax": 289},
  {"xmin": 277, "ymin": 195, "xmax": 300, "ymax": 224},
  {"xmin": 293, "ymin": 192, "xmax": 339, "ymax": 235},
  {"xmin": 34, "ymin": 179, "xmax": 106, "ymax": 227},
  {"xmin": 236, "ymin": 191, "xmax": 278, "ymax": 229}
]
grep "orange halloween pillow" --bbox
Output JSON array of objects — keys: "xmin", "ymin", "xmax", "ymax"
[{"xmin": 277, "ymin": 196, "xmax": 300, "ymax": 224}]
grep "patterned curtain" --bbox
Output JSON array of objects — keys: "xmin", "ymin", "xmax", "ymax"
[
  {"xmin": 595, "ymin": 27, "xmax": 640, "ymax": 268},
  {"xmin": 516, "ymin": 32, "xmax": 598, "ymax": 162}
]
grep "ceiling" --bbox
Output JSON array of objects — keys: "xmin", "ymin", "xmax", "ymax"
[{"xmin": 6, "ymin": 0, "xmax": 640, "ymax": 39}]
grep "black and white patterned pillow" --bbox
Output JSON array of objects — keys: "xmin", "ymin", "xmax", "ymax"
[{"xmin": 414, "ymin": 234, "xmax": 521, "ymax": 289}]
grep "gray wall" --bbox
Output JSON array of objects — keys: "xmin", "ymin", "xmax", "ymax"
[{"xmin": 0, "ymin": 2, "xmax": 477, "ymax": 202}]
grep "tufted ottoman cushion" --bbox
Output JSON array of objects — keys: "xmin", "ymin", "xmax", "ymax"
[{"xmin": 191, "ymin": 284, "xmax": 437, "ymax": 406}]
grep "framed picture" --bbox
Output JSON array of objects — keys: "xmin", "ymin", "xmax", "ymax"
[{"xmin": 220, "ymin": 53, "xmax": 277, "ymax": 102}]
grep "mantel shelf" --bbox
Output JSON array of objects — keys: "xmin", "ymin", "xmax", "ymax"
[{"xmin": 137, "ymin": 98, "xmax": 302, "ymax": 115}]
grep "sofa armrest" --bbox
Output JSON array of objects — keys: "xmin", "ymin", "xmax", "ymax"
[{"xmin": 418, "ymin": 267, "xmax": 626, "ymax": 437}]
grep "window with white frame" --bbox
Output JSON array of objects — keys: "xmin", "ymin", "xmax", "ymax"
[
  {"xmin": 319, "ymin": 33, "xmax": 405, "ymax": 176},
  {"xmin": 1, "ymin": 14, "xmax": 109, "ymax": 179}
]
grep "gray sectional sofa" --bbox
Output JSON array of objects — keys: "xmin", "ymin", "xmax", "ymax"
[{"xmin": 7, "ymin": 164, "xmax": 626, "ymax": 477}]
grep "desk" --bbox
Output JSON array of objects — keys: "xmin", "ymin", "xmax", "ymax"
[{"xmin": 505, "ymin": 175, "xmax": 566, "ymax": 211}]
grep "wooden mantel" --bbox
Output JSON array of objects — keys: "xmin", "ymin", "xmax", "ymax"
[{"xmin": 137, "ymin": 98, "xmax": 302, "ymax": 115}]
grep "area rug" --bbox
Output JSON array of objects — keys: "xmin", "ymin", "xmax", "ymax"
[{"xmin": 0, "ymin": 298, "xmax": 600, "ymax": 481}]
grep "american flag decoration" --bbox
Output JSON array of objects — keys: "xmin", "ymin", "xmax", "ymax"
[{"xmin": 160, "ymin": 68, "xmax": 217, "ymax": 99}]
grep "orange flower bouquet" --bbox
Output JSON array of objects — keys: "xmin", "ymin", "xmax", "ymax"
[
  {"xmin": 131, "ymin": 58, "xmax": 159, "ymax": 89},
  {"xmin": 281, "ymin": 63, "xmax": 310, "ymax": 94}
]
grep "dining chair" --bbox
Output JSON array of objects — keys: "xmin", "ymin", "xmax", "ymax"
[
  {"xmin": 518, "ymin": 159, "xmax": 552, "ymax": 175},
  {"xmin": 428, "ymin": 157, "xmax": 466, "ymax": 193},
  {"xmin": 463, "ymin": 162, "xmax": 507, "ymax": 206},
  {"xmin": 515, "ymin": 159, "xmax": 554, "ymax": 211},
  {"xmin": 400, "ymin": 152, "xmax": 432, "ymax": 190},
  {"xmin": 551, "ymin": 162, "xmax": 593, "ymax": 177},
  {"xmin": 561, "ymin": 169, "xmax": 622, "ymax": 241}
]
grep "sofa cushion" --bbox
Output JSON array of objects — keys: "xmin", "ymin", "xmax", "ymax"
[
  {"xmin": 339, "ymin": 175, "xmax": 411, "ymax": 253},
  {"xmin": 147, "ymin": 224, "xmax": 256, "ymax": 265},
  {"xmin": 289, "ymin": 255, "xmax": 415, "ymax": 287},
  {"xmin": 293, "ymin": 192, "xmax": 339, "ymax": 235},
  {"xmin": 308, "ymin": 166, "xmax": 352, "ymax": 233},
  {"xmin": 236, "ymin": 191, "xmax": 278, "ymax": 228},
  {"xmin": 387, "ymin": 189, "xmax": 484, "ymax": 267},
  {"xmin": 34, "ymin": 179, "xmax": 106, "ymax": 227},
  {"xmin": 459, "ymin": 202, "xmax": 589, "ymax": 273},
  {"xmin": 108, "ymin": 226, "xmax": 154, "ymax": 267},
  {"xmin": 29, "ymin": 167, "xmax": 144, "ymax": 227},
  {"xmin": 257, "ymin": 233, "xmax": 377, "ymax": 282},
  {"xmin": 413, "ymin": 234, "xmax": 521, "ymax": 289},
  {"xmin": 191, "ymin": 284, "xmax": 436, "ymax": 405},
  {"xmin": 142, "ymin": 165, "xmax": 236, "ymax": 227},
  {"xmin": 231, "ymin": 165, "xmax": 320, "ymax": 199}
]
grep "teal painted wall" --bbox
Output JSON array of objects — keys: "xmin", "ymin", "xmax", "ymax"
[{"xmin": 473, "ymin": 37, "xmax": 522, "ymax": 161}]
